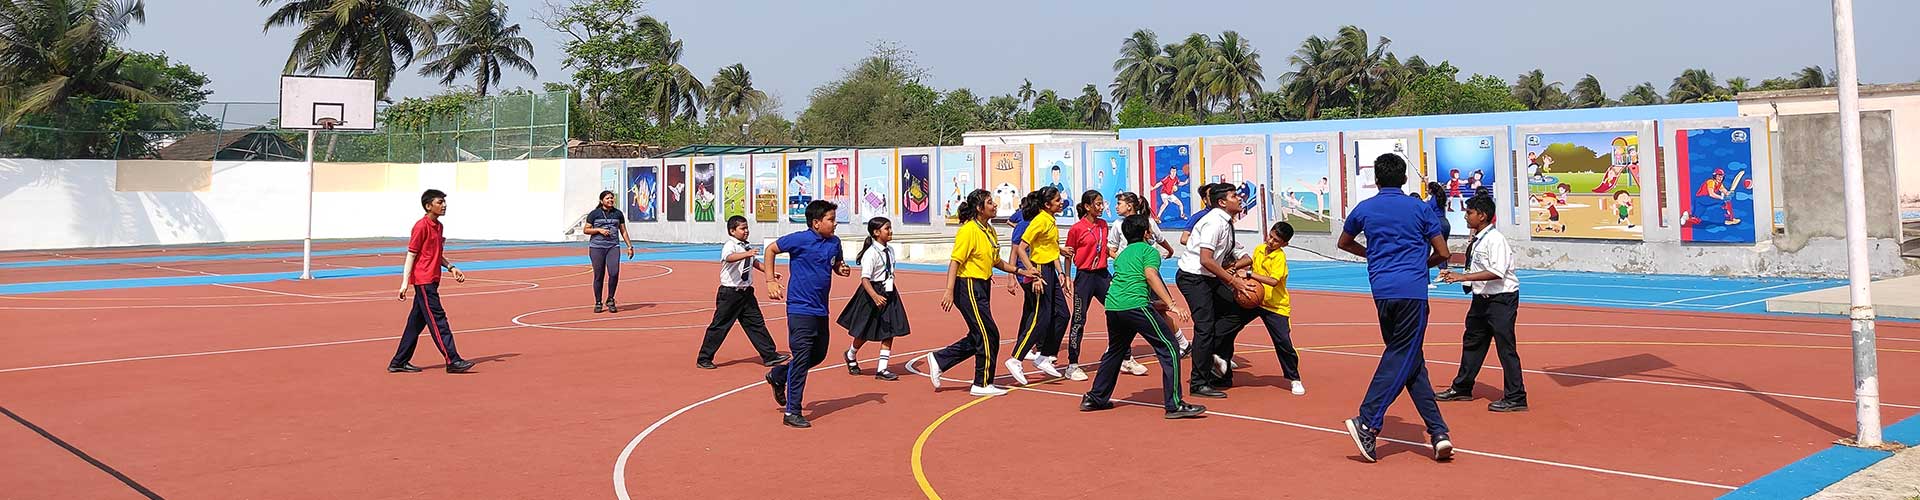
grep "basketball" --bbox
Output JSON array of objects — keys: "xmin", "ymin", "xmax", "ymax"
[{"xmin": 1235, "ymin": 282, "xmax": 1263, "ymax": 309}]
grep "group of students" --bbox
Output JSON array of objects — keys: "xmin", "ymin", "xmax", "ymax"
[{"xmin": 380, "ymin": 153, "xmax": 1531, "ymax": 459}]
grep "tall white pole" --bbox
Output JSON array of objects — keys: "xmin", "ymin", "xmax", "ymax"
[
  {"xmin": 302, "ymin": 129, "xmax": 315, "ymax": 281},
  {"xmin": 1832, "ymin": 0, "xmax": 1881, "ymax": 447}
]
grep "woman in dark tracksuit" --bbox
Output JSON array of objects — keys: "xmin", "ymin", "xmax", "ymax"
[
  {"xmin": 920, "ymin": 189, "xmax": 1038, "ymax": 397},
  {"xmin": 582, "ymin": 190, "xmax": 634, "ymax": 312},
  {"xmin": 1007, "ymin": 186, "xmax": 1071, "ymax": 386}
]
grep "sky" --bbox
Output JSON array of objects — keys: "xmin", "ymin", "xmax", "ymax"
[{"xmin": 128, "ymin": 0, "xmax": 1920, "ymax": 117}]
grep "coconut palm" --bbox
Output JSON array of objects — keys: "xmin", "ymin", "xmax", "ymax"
[
  {"xmin": 1726, "ymin": 76, "xmax": 1752, "ymax": 95},
  {"xmin": 1667, "ymin": 68, "xmax": 1726, "ymax": 103},
  {"xmin": 416, "ymin": 0, "xmax": 535, "ymax": 97},
  {"xmin": 1075, "ymin": 84, "xmax": 1112, "ymax": 129},
  {"xmin": 1326, "ymin": 25, "xmax": 1391, "ymax": 116},
  {"xmin": 623, "ymin": 19, "xmax": 704, "ymax": 123},
  {"xmin": 0, "ymin": 0, "xmax": 161, "ymax": 124},
  {"xmin": 1511, "ymin": 69, "xmax": 1568, "ymax": 110},
  {"xmin": 1016, "ymin": 79, "xmax": 1035, "ymax": 107},
  {"xmin": 1201, "ymin": 30, "xmax": 1263, "ymax": 119},
  {"xmin": 707, "ymin": 63, "xmax": 766, "ymax": 117},
  {"xmin": 1109, "ymin": 29, "xmax": 1162, "ymax": 105},
  {"xmin": 1162, "ymin": 33, "xmax": 1215, "ymax": 117},
  {"xmin": 1278, "ymin": 34, "xmax": 1337, "ymax": 119},
  {"xmin": 1569, "ymin": 74, "xmax": 1608, "ymax": 108},
  {"xmin": 261, "ymin": 0, "xmax": 438, "ymax": 100},
  {"xmin": 1620, "ymin": 82, "xmax": 1664, "ymax": 106},
  {"xmin": 1792, "ymin": 65, "xmax": 1832, "ymax": 89}
]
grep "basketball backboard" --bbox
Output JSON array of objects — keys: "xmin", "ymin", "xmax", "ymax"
[{"xmin": 279, "ymin": 75, "xmax": 376, "ymax": 131}]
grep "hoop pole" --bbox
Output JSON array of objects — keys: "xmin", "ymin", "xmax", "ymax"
[
  {"xmin": 1832, "ymin": 0, "xmax": 1881, "ymax": 447},
  {"xmin": 302, "ymin": 129, "xmax": 316, "ymax": 280}
]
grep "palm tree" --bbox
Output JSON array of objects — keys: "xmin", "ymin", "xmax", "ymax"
[
  {"xmin": 1016, "ymin": 79, "xmax": 1035, "ymax": 107},
  {"xmin": 261, "ymin": 0, "xmax": 438, "ymax": 100},
  {"xmin": 1163, "ymin": 33, "xmax": 1215, "ymax": 117},
  {"xmin": 1569, "ymin": 74, "xmax": 1608, "ymax": 108},
  {"xmin": 1326, "ymin": 25, "xmax": 1391, "ymax": 116},
  {"xmin": 1619, "ymin": 82, "xmax": 1664, "ymax": 106},
  {"xmin": 416, "ymin": 0, "xmax": 535, "ymax": 97},
  {"xmin": 1279, "ymin": 35, "xmax": 1337, "ymax": 119},
  {"xmin": 1075, "ymin": 84, "xmax": 1112, "ymax": 129},
  {"xmin": 1726, "ymin": 76, "xmax": 1752, "ymax": 96},
  {"xmin": 1201, "ymin": 30, "xmax": 1263, "ymax": 120},
  {"xmin": 707, "ymin": 63, "xmax": 766, "ymax": 117},
  {"xmin": 983, "ymin": 94, "xmax": 1020, "ymax": 130},
  {"xmin": 0, "ymin": 0, "xmax": 160, "ymax": 124},
  {"xmin": 1667, "ymin": 68, "xmax": 1726, "ymax": 103},
  {"xmin": 1511, "ymin": 69, "xmax": 1568, "ymax": 110},
  {"xmin": 1792, "ymin": 65, "xmax": 1832, "ymax": 88},
  {"xmin": 1109, "ymin": 29, "xmax": 1162, "ymax": 105},
  {"xmin": 623, "ymin": 19, "xmax": 704, "ymax": 123}
]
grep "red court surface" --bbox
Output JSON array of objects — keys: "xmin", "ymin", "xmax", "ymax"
[{"xmin": 1, "ymin": 244, "xmax": 1914, "ymax": 499}]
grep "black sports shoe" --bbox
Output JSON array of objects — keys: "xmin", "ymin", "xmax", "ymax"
[
  {"xmin": 605, "ymin": 299, "xmax": 618, "ymax": 313},
  {"xmin": 445, "ymin": 360, "xmax": 475, "ymax": 373},
  {"xmin": 387, "ymin": 363, "xmax": 421, "ymax": 373},
  {"xmin": 1431, "ymin": 434, "xmax": 1455, "ymax": 461},
  {"xmin": 1345, "ymin": 418, "xmax": 1379, "ymax": 462},
  {"xmin": 1488, "ymin": 399, "xmax": 1529, "ymax": 412},
  {"xmin": 1079, "ymin": 395, "xmax": 1114, "ymax": 412},
  {"xmin": 1164, "ymin": 403, "xmax": 1207, "ymax": 419},
  {"xmin": 593, "ymin": 303, "xmax": 604, "ymax": 313},
  {"xmin": 1435, "ymin": 388, "xmax": 1473, "ymax": 401},
  {"xmin": 1190, "ymin": 385, "xmax": 1228, "ymax": 399},
  {"xmin": 782, "ymin": 413, "xmax": 811, "ymax": 428},
  {"xmin": 766, "ymin": 372, "xmax": 787, "ymax": 407},
  {"xmin": 844, "ymin": 350, "xmax": 861, "ymax": 375},
  {"xmin": 763, "ymin": 353, "xmax": 792, "ymax": 366},
  {"xmin": 874, "ymin": 369, "xmax": 899, "ymax": 381},
  {"xmin": 695, "ymin": 360, "xmax": 717, "ymax": 369}
]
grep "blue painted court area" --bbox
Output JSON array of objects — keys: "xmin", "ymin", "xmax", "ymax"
[{"xmin": 1718, "ymin": 413, "xmax": 1920, "ymax": 500}]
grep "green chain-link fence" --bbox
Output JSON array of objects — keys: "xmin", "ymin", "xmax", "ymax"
[{"xmin": 0, "ymin": 90, "xmax": 568, "ymax": 162}]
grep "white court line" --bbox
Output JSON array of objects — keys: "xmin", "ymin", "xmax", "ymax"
[
  {"xmin": 1650, "ymin": 282, "xmax": 1807, "ymax": 306},
  {"xmin": 1010, "ymin": 386, "xmax": 1735, "ymax": 490},
  {"xmin": 0, "ymin": 266, "xmax": 638, "ymax": 310}
]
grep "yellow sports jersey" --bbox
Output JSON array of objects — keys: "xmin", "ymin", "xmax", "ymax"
[
  {"xmin": 951, "ymin": 221, "xmax": 999, "ymax": 279},
  {"xmin": 1252, "ymin": 243, "xmax": 1291, "ymax": 316},
  {"xmin": 1021, "ymin": 211, "xmax": 1061, "ymax": 264}
]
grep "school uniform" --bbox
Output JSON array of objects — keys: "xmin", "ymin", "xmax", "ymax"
[
  {"xmin": 585, "ymin": 207, "xmax": 626, "ymax": 305},
  {"xmin": 391, "ymin": 215, "xmax": 466, "ymax": 369},
  {"xmin": 1251, "ymin": 244, "xmax": 1301, "ymax": 381},
  {"xmin": 930, "ymin": 221, "xmax": 1004, "ymax": 388},
  {"xmin": 1084, "ymin": 242, "xmax": 1188, "ymax": 411},
  {"xmin": 1013, "ymin": 211, "xmax": 1071, "ymax": 361},
  {"xmin": 697, "ymin": 238, "xmax": 783, "ymax": 365},
  {"xmin": 836, "ymin": 244, "xmax": 910, "ymax": 341},
  {"xmin": 1065, "ymin": 216, "xmax": 1111, "ymax": 366},
  {"xmin": 1177, "ymin": 208, "xmax": 1251, "ymax": 391},
  {"xmin": 1344, "ymin": 186, "xmax": 1449, "ymax": 438},
  {"xmin": 765, "ymin": 230, "xmax": 846, "ymax": 417},
  {"xmin": 1445, "ymin": 225, "xmax": 1526, "ymax": 404},
  {"xmin": 1106, "ymin": 217, "xmax": 1185, "ymax": 350}
]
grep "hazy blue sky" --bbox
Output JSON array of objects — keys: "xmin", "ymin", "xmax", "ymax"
[{"xmin": 129, "ymin": 0, "xmax": 1920, "ymax": 115}]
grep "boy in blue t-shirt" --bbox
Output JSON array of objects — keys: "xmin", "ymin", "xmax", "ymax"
[{"xmin": 764, "ymin": 200, "xmax": 853, "ymax": 428}]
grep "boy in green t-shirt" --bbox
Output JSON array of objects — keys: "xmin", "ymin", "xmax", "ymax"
[{"xmin": 1080, "ymin": 214, "xmax": 1206, "ymax": 419}]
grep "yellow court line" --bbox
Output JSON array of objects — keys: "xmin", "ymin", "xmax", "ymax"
[{"xmin": 909, "ymin": 340, "xmax": 1914, "ymax": 498}]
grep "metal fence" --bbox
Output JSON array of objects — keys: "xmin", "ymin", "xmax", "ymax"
[{"xmin": 0, "ymin": 90, "xmax": 569, "ymax": 162}]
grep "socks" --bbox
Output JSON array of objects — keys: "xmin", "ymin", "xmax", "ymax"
[{"xmin": 878, "ymin": 350, "xmax": 891, "ymax": 372}]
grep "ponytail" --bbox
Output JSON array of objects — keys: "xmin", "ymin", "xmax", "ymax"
[
  {"xmin": 856, "ymin": 217, "xmax": 891, "ymax": 261},
  {"xmin": 956, "ymin": 189, "xmax": 992, "ymax": 223},
  {"xmin": 1075, "ymin": 189, "xmax": 1102, "ymax": 219}
]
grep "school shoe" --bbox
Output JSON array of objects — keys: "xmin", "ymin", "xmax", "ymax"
[
  {"xmin": 1345, "ymin": 418, "xmax": 1379, "ymax": 463},
  {"xmin": 1290, "ymin": 380, "xmax": 1307, "ymax": 396},
  {"xmin": 1121, "ymin": 358, "xmax": 1148, "ymax": 376},
  {"xmin": 1004, "ymin": 359, "xmax": 1030, "ymax": 385},
  {"xmin": 874, "ymin": 370, "xmax": 899, "ymax": 381},
  {"xmin": 844, "ymin": 349, "xmax": 862, "ymax": 375},
  {"xmin": 921, "ymin": 355, "xmax": 943, "ymax": 389},
  {"xmin": 1211, "ymin": 355, "xmax": 1230, "ymax": 377},
  {"xmin": 593, "ymin": 302, "xmax": 604, "ymax": 313},
  {"xmin": 1431, "ymin": 434, "xmax": 1455, "ymax": 461},
  {"xmin": 606, "ymin": 299, "xmax": 618, "ymax": 313},
  {"xmin": 1064, "ymin": 364, "xmax": 1089, "ymax": 381},
  {"xmin": 1034, "ymin": 356, "xmax": 1063, "ymax": 378},
  {"xmin": 1229, "ymin": 359, "xmax": 1242, "ymax": 370},
  {"xmin": 782, "ymin": 413, "xmax": 811, "ymax": 428},
  {"xmin": 1190, "ymin": 385, "xmax": 1227, "ymax": 399},
  {"xmin": 763, "ymin": 353, "xmax": 792, "ymax": 366},
  {"xmin": 1079, "ymin": 395, "xmax": 1114, "ymax": 412},
  {"xmin": 1164, "ymin": 403, "xmax": 1207, "ymax": 419},
  {"xmin": 765, "ymin": 372, "xmax": 787, "ymax": 406},
  {"xmin": 445, "ymin": 360, "xmax": 475, "ymax": 373},
  {"xmin": 1434, "ymin": 388, "xmax": 1473, "ymax": 401},
  {"xmin": 969, "ymin": 385, "xmax": 1008, "ymax": 397},
  {"xmin": 695, "ymin": 360, "xmax": 717, "ymax": 369},
  {"xmin": 387, "ymin": 363, "xmax": 421, "ymax": 373},
  {"xmin": 1488, "ymin": 399, "xmax": 1529, "ymax": 412}
]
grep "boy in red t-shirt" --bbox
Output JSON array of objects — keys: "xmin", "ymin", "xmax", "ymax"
[{"xmin": 391, "ymin": 189, "xmax": 475, "ymax": 374}]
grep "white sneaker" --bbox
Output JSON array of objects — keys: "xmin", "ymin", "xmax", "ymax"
[
  {"xmin": 1024, "ymin": 350, "xmax": 1040, "ymax": 361},
  {"xmin": 1034, "ymin": 356, "xmax": 1063, "ymax": 378},
  {"xmin": 1064, "ymin": 364, "xmax": 1089, "ymax": 381},
  {"xmin": 1004, "ymin": 358, "xmax": 1029, "ymax": 385},
  {"xmin": 1291, "ymin": 380, "xmax": 1306, "ymax": 396},
  {"xmin": 970, "ymin": 384, "xmax": 1008, "ymax": 397},
  {"xmin": 923, "ymin": 355, "xmax": 942, "ymax": 389},
  {"xmin": 1212, "ymin": 355, "xmax": 1229, "ymax": 377},
  {"xmin": 1121, "ymin": 358, "xmax": 1149, "ymax": 376},
  {"xmin": 1229, "ymin": 359, "xmax": 1242, "ymax": 370}
]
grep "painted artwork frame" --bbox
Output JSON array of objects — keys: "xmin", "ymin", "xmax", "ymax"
[
  {"xmin": 1677, "ymin": 128, "xmax": 1758, "ymax": 243},
  {"xmin": 692, "ymin": 159, "xmax": 717, "ymax": 222},
  {"xmin": 1522, "ymin": 130, "xmax": 1645, "ymax": 240},
  {"xmin": 753, "ymin": 155, "xmax": 780, "ymax": 223},
  {"xmin": 899, "ymin": 149, "xmax": 933, "ymax": 225},
  {"xmin": 1270, "ymin": 140, "xmax": 1334, "ymax": 233},
  {"xmin": 625, "ymin": 164, "xmax": 657, "ymax": 223},
  {"xmin": 939, "ymin": 147, "xmax": 979, "ymax": 225},
  {"xmin": 1087, "ymin": 144, "xmax": 1133, "ymax": 220},
  {"xmin": 1432, "ymin": 136, "xmax": 1498, "ymax": 236}
]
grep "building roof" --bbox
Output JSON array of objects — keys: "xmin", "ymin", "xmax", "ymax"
[
  {"xmin": 1735, "ymin": 82, "xmax": 1920, "ymax": 101},
  {"xmin": 152, "ymin": 128, "xmax": 298, "ymax": 161},
  {"xmin": 1117, "ymin": 102, "xmax": 1739, "ymax": 140}
]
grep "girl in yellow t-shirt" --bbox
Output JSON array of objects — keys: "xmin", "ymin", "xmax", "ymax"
[{"xmin": 919, "ymin": 189, "xmax": 1038, "ymax": 397}]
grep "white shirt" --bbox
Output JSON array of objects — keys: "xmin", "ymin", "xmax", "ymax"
[
  {"xmin": 1464, "ymin": 225, "xmax": 1519, "ymax": 295},
  {"xmin": 859, "ymin": 244, "xmax": 895, "ymax": 292},
  {"xmin": 1107, "ymin": 217, "xmax": 1166, "ymax": 260},
  {"xmin": 720, "ymin": 239, "xmax": 754, "ymax": 288},
  {"xmin": 1177, "ymin": 209, "xmax": 1236, "ymax": 276}
]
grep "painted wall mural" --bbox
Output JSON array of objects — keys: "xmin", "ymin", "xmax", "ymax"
[
  {"xmin": 1677, "ymin": 128, "xmax": 1757, "ymax": 243},
  {"xmin": 1206, "ymin": 142, "xmax": 1262, "ymax": 232},
  {"xmin": 753, "ymin": 155, "xmax": 780, "ymax": 222},
  {"xmin": 940, "ymin": 149, "xmax": 977, "ymax": 225},
  {"xmin": 1270, "ymin": 141, "xmax": 1332, "ymax": 233},
  {"xmin": 857, "ymin": 150, "xmax": 892, "ymax": 222},
  {"xmin": 786, "ymin": 157, "xmax": 814, "ymax": 223},
  {"xmin": 986, "ymin": 150, "xmax": 1024, "ymax": 218},
  {"xmin": 625, "ymin": 164, "xmax": 657, "ymax": 222},
  {"xmin": 901, "ymin": 153, "xmax": 932, "ymax": 225},
  {"xmin": 824, "ymin": 155, "xmax": 852, "ymax": 223},
  {"xmin": 665, "ymin": 162, "xmax": 687, "ymax": 222},
  {"xmin": 692, "ymin": 161, "xmax": 717, "ymax": 222},
  {"xmin": 1433, "ymin": 136, "xmax": 1497, "ymax": 236},
  {"xmin": 1149, "ymin": 144, "xmax": 1194, "ymax": 230},
  {"xmin": 1089, "ymin": 147, "xmax": 1132, "ymax": 220},
  {"xmin": 722, "ymin": 156, "xmax": 748, "ymax": 220},
  {"xmin": 1350, "ymin": 138, "xmax": 1409, "ymax": 207},
  {"xmin": 1524, "ymin": 131, "xmax": 1643, "ymax": 240},
  {"xmin": 1033, "ymin": 146, "xmax": 1076, "ymax": 221}
]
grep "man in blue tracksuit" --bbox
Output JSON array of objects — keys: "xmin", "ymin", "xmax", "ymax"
[{"xmin": 1337, "ymin": 153, "xmax": 1454, "ymax": 463}]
